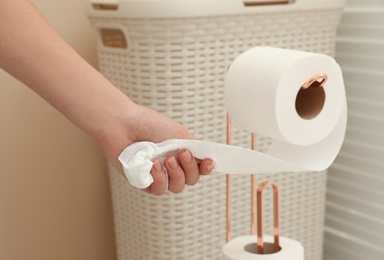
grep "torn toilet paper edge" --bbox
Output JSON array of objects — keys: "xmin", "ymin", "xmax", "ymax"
[{"xmin": 118, "ymin": 139, "xmax": 323, "ymax": 189}]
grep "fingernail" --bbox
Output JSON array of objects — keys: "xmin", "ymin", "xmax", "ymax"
[
  {"xmin": 153, "ymin": 160, "xmax": 162, "ymax": 172},
  {"xmin": 206, "ymin": 162, "xmax": 214, "ymax": 172},
  {"xmin": 181, "ymin": 150, "xmax": 192, "ymax": 163},
  {"xmin": 168, "ymin": 156, "xmax": 179, "ymax": 170}
]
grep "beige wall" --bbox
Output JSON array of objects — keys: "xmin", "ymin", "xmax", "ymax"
[{"xmin": 0, "ymin": 1, "xmax": 117, "ymax": 260}]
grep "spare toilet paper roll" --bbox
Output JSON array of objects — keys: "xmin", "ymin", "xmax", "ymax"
[
  {"xmin": 118, "ymin": 47, "xmax": 347, "ymax": 189},
  {"xmin": 222, "ymin": 235, "xmax": 304, "ymax": 260}
]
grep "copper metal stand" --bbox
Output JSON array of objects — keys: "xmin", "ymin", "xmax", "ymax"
[
  {"xmin": 226, "ymin": 115, "xmax": 265, "ymax": 248},
  {"xmin": 225, "ymin": 74, "xmax": 325, "ymax": 252}
]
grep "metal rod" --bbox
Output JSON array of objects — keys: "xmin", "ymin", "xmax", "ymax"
[
  {"xmin": 251, "ymin": 133, "xmax": 256, "ymax": 235},
  {"xmin": 257, "ymin": 181, "xmax": 280, "ymax": 254},
  {"xmin": 226, "ymin": 114, "xmax": 232, "ymax": 243},
  {"xmin": 301, "ymin": 73, "xmax": 328, "ymax": 89}
]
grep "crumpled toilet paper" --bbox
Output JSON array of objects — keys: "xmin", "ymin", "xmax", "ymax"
[{"xmin": 118, "ymin": 47, "xmax": 347, "ymax": 189}]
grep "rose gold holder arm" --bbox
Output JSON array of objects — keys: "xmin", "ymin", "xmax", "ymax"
[
  {"xmin": 301, "ymin": 73, "xmax": 328, "ymax": 89},
  {"xmin": 251, "ymin": 133, "xmax": 257, "ymax": 235},
  {"xmin": 257, "ymin": 181, "xmax": 280, "ymax": 254},
  {"xmin": 226, "ymin": 114, "xmax": 231, "ymax": 243},
  {"xmin": 226, "ymin": 114, "xmax": 257, "ymax": 240}
]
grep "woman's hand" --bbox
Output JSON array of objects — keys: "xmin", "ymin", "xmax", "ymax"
[
  {"xmin": 97, "ymin": 104, "xmax": 214, "ymax": 196},
  {"xmin": 0, "ymin": 0, "xmax": 213, "ymax": 196}
]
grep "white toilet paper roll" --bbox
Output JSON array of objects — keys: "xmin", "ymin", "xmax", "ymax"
[
  {"xmin": 118, "ymin": 47, "xmax": 347, "ymax": 189},
  {"xmin": 223, "ymin": 46, "xmax": 347, "ymax": 172},
  {"xmin": 225, "ymin": 47, "xmax": 345, "ymax": 146},
  {"xmin": 222, "ymin": 235, "xmax": 304, "ymax": 260}
]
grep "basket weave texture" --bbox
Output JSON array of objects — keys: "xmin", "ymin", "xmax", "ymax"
[{"xmin": 90, "ymin": 8, "xmax": 342, "ymax": 260}]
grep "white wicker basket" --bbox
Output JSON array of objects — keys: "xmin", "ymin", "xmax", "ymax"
[{"xmin": 87, "ymin": 1, "xmax": 345, "ymax": 259}]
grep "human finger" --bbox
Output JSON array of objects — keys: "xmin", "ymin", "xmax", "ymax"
[
  {"xmin": 164, "ymin": 156, "xmax": 185, "ymax": 193},
  {"xmin": 199, "ymin": 158, "xmax": 214, "ymax": 175},
  {"xmin": 148, "ymin": 159, "xmax": 167, "ymax": 196},
  {"xmin": 178, "ymin": 149, "xmax": 200, "ymax": 186}
]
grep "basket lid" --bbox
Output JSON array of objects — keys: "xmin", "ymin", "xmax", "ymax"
[{"xmin": 87, "ymin": 0, "xmax": 346, "ymax": 18}]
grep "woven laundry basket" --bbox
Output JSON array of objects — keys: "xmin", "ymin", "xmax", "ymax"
[{"xmin": 87, "ymin": 1, "xmax": 345, "ymax": 259}]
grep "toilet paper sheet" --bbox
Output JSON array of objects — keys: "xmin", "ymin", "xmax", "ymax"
[{"xmin": 118, "ymin": 47, "xmax": 347, "ymax": 189}]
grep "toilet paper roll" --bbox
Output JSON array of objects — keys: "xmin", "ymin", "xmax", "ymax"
[
  {"xmin": 225, "ymin": 47, "xmax": 345, "ymax": 146},
  {"xmin": 222, "ymin": 235, "xmax": 304, "ymax": 260},
  {"xmin": 224, "ymin": 46, "xmax": 347, "ymax": 171},
  {"xmin": 118, "ymin": 47, "xmax": 347, "ymax": 189}
]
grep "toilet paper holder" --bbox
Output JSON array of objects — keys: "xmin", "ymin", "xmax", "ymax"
[
  {"xmin": 226, "ymin": 116, "xmax": 280, "ymax": 254},
  {"xmin": 225, "ymin": 73, "xmax": 327, "ymax": 254}
]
